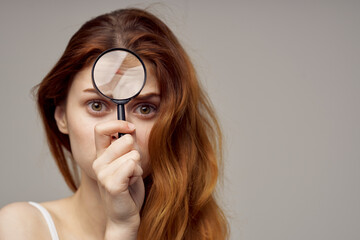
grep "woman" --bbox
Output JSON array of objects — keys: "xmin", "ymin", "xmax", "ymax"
[{"xmin": 0, "ymin": 8, "xmax": 228, "ymax": 239}]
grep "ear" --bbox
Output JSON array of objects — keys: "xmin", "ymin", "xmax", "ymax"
[{"xmin": 54, "ymin": 105, "xmax": 69, "ymax": 134}]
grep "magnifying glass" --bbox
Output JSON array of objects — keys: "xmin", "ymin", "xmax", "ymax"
[{"xmin": 92, "ymin": 48, "xmax": 147, "ymax": 138}]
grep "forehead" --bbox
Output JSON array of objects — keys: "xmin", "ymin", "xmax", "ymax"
[{"xmin": 70, "ymin": 65, "xmax": 160, "ymax": 96}]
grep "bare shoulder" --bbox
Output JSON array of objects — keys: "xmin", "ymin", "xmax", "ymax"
[{"xmin": 0, "ymin": 202, "xmax": 50, "ymax": 240}]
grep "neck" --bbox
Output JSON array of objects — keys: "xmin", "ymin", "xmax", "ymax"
[{"xmin": 70, "ymin": 172, "xmax": 107, "ymax": 238}]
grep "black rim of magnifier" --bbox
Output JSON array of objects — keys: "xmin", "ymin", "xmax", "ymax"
[{"xmin": 91, "ymin": 48, "xmax": 147, "ymax": 105}]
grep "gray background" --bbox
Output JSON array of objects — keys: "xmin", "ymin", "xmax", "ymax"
[{"xmin": 1, "ymin": 0, "xmax": 359, "ymax": 239}]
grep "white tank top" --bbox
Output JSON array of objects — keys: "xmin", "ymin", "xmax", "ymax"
[{"xmin": 28, "ymin": 202, "xmax": 60, "ymax": 240}]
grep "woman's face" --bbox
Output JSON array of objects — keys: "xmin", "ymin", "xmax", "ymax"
[{"xmin": 55, "ymin": 65, "xmax": 160, "ymax": 179}]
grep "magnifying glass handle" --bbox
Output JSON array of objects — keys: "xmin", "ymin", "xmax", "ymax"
[{"xmin": 117, "ymin": 104, "xmax": 125, "ymax": 138}]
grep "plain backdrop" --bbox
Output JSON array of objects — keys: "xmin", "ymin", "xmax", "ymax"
[{"xmin": 1, "ymin": 0, "xmax": 359, "ymax": 239}]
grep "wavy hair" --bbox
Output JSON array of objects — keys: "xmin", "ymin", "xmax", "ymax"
[{"xmin": 35, "ymin": 8, "xmax": 228, "ymax": 239}]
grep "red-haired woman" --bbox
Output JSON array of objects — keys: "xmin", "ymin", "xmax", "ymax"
[{"xmin": 0, "ymin": 8, "xmax": 228, "ymax": 240}]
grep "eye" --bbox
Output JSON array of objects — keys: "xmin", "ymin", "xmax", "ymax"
[
  {"xmin": 87, "ymin": 100, "xmax": 109, "ymax": 115},
  {"xmin": 134, "ymin": 104, "xmax": 157, "ymax": 118},
  {"xmin": 91, "ymin": 101, "xmax": 103, "ymax": 111},
  {"xmin": 139, "ymin": 105, "xmax": 151, "ymax": 114}
]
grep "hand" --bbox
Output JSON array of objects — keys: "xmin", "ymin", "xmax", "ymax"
[{"xmin": 92, "ymin": 120, "xmax": 145, "ymax": 235}]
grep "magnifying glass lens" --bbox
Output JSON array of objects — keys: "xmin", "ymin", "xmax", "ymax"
[{"xmin": 92, "ymin": 49, "xmax": 146, "ymax": 101}]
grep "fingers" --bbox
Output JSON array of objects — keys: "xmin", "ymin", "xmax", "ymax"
[
  {"xmin": 97, "ymin": 150, "xmax": 141, "ymax": 177},
  {"xmin": 94, "ymin": 120, "xmax": 135, "ymax": 156},
  {"xmin": 93, "ymin": 120, "xmax": 139, "ymax": 179},
  {"xmin": 100, "ymin": 134, "xmax": 137, "ymax": 165},
  {"xmin": 109, "ymin": 150, "xmax": 141, "ymax": 171},
  {"xmin": 95, "ymin": 152, "xmax": 143, "ymax": 195}
]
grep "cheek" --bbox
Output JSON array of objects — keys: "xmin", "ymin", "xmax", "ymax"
[
  {"xmin": 67, "ymin": 115, "xmax": 97, "ymax": 176},
  {"xmin": 133, "ymin": 120, "xmax": 156, "ymax": 177}
]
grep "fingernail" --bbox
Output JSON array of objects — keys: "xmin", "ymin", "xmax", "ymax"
[{"xmin": 128, "ymin": 122, "xmax": 135, "ymax": 130}]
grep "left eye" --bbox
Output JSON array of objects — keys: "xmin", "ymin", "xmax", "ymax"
[
  {"xmin": 139, "ymin": 105, "xmax": 151, "ymax": 114},
  {"xmin": 135, "ymin": 104, "xmax": 156, "ymax": 116}
]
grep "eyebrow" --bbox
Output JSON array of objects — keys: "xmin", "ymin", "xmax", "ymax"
[
  {"xmin": 83, "ymin": 88, "xmax": 102, "ymax": 94},
  {"xmin": 83, "ymin": 88, "xmax": 112, "ymax": 98},
  {"xmin": 133, "ymin": 92, "xmax": 161, "ymax": 101}
]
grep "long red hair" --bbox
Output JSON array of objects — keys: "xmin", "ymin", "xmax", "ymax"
[{"xmin": 36, "ymin": 8, "xmax": 228, "ymax": 239}]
